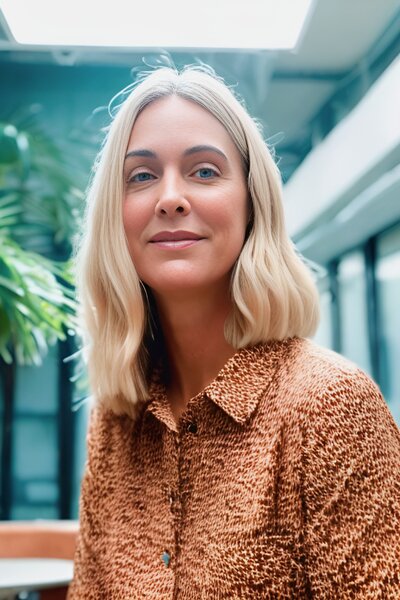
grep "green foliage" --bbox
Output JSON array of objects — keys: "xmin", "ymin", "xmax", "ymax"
[
  {"xmin": 0, "ymin": 108, "xmax": 90, "ymax": 365},
  {"xmin": 0, "ymin": 233, "xmax": 77, "ymax": 365}
]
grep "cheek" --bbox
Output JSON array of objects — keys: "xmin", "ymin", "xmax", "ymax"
[
  {"xmin": 220, "ymin": 193, "xmax": 249, "ymax": 240},
  {"xmin": 122, "ymin": 207, "xmax": 142, "ymax": 267},
  {"xmin": 206, "ymin": 184, "xmax": 248, "ymax": 226},
  {"xmin": 122, "ymin": 200, "xmax": 147, "ymax": 244}
]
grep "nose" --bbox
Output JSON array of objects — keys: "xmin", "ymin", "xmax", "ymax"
[{"xmin": 155, "ymin": 174, "xmax": 191, "ymax": 217}]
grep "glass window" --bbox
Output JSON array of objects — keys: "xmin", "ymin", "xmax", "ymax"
[
  {"xmin": 313, "ymin": 282, "xmax": 334, "ymax": 350},
  {"xmin": 72, "ymin": 400, "xmax": 90, "ymax": 518},
  {"xmin": 12, "ymin": 417, "xmax": 58, "ymax": 480},
  {"xmin": 11, "ymin": 416, "xmax": 59, "ymax": 519},
  {"xmin": 337, "ymin": 251, "xmax": 372, "ymax": 375},
  {"xmin": 11, "ymin": 505, "xmax": 58, "ymax": 520},
  {"xmin": 14, "ymin": 346, "xmax": 58, "ymax": 415},
  {"xmin": 376, "ymin": 224, "xmax": 400, "ymax": 425},
  {"xmin": 10, "ymin": 345, "xmax": 60, "ymax": 519}
]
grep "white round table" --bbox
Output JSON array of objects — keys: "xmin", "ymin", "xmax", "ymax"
[{"xmin": 0, "ymin": 558, "xmax": 73, "ymax": 599}]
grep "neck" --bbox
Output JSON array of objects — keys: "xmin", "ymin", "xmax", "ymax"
[{"xmin": 153, "ymin": 285, "xmax": 236, "ymax": 411}]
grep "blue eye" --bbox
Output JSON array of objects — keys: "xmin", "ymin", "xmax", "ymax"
[
  {"xmin": 131, "ymin": 172, "xmax": 154, "ymax": 183},
  {"xmin": 196, "ymin": 167, "xmax": 216, "ymax": 179}
]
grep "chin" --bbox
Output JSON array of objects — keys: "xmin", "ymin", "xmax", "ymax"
[
  {"xmin": 146, "ymin": 272, "xmax": 231, "ymax": 298},
  {"xmin": 148, "ymin": 278, "xmax": 210, "ymax": 296},
  {"xmin": 138, "ymin": 261, "xmax": 234, "ymax": 298}
]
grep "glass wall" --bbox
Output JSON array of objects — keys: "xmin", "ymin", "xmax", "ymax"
[
  {"xmin": 0, "ymin": 339, "xmax": 89, "ymax": 520},
  {"xmin": 10, "ymin": 345, "xmax": 59, "ymax": 519},
  {"xmin": 313, "ymin": 272, "xmax": 334, "ymax": 349},
  {"xmin": 311, "ymin": 226, "xmax": 400, "ymax": 427},
  {"xmin": 337, "ymin": 251, "xmax": 372, "ymax": 376},
  {"xmin": 376, "ymin": 224, "xmax": 400, "ymax": 424},
  {"xmin": 71, "ymin": 398, "xmax": 90, "ymax": 518}
]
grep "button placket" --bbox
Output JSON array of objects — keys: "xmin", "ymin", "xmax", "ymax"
[
  {"xmin": 162, "ymin": 550, "xmax": 171, "ymax": 567},
  {"xmin": 161, "ymin": 431, "xmax": 179, "ymax": 574},
  {"xmin": 187, "ymin": 421, "xmax": 198, "ymax": 434},
  {"xmin": 169, "ymin": 489, "xmax": 176, "ymax": 506}
]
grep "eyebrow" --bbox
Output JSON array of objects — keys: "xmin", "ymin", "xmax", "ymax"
[
  {"xmin": 183, "ymin": 145, "xmax": 227, "ymax": 160},
  {"xmin": 124, "ymin": 145, "xmax": 228, "ymax": 161},
  {"xmin": 124, "ymin": 149, "xmax": 157, "ymax": 160}
]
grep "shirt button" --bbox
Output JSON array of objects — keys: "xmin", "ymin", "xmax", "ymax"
[
  {"xmin": 187, "ymin": 422, "xmax": 198, "ymax": 434},
  {"xmin": 162, "ymin": 550, "xmax": 171, "ymax": 567}
]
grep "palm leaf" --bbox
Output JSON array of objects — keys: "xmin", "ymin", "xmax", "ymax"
[{"xmin": 0, "ymin": 108, "xmax": 90, "ymax": 367}]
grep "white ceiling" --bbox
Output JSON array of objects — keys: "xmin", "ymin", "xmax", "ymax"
[
  {"xmin": 277, "ymin": 0, "xmax": 400, "ymax": 71},
  {"xmin": 0, "ymin": 0, "xmax": 399, "ymax": 179}
]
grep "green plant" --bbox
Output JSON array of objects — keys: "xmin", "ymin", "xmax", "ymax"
[
  {"xmin": 0, "ymin": 228, "xmax": 76, "ymax": 365},
  {"xmin": 0, "ymin": 109, "xmax": 89, "ymax": 365}
]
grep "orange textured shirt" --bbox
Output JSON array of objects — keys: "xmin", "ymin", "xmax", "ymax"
[{"xmin": 68, "ymin": 338, "xmax": 400, "ymax": 599}]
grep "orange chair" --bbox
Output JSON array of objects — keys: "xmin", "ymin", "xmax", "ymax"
[{"xmin": 0, "ymin": 519, "xmax": 78, "ymax": 599}]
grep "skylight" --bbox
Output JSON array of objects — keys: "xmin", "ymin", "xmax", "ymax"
[{"xmin": 0, "ymin": 0, "xmax": 314, "ymax": 50}]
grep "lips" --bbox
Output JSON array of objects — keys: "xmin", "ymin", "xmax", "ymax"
[{"xmin": 149, "ymin": 230, "xmax": 204, "ymax": 243}]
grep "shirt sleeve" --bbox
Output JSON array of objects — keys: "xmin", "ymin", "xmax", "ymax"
[{"xmin": 303, "ymin": 368, "xmax": 400, "ymax": 598}]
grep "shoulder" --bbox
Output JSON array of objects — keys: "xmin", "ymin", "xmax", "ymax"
[
  {"xmin": 281, "ymin": 336, "xmax": 363, "ymax": 382},
  {"xmin": 274, "ymin": 337, "xmax": 396, "ymax": 431},
  {"xmin": 272, "ymin": 336, "xmax": 370, "ymax": 390},
  {"xmin": 85, "ymin": 401, "xmax": 138, "ymax": 466}
]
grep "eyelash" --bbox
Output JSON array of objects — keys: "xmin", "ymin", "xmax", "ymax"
[
  {"xmin": 126, "ymin": 166, "xmax": 219, "ymax": 184},
  {"xmin": 128, "ymin": 172, "xmax": 155, "ymax": 183},
  {"xmin": 193, "ymin": 167, "xmax": 218, "ymax": 179}
]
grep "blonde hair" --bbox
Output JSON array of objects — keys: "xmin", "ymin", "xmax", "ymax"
[{"xmin": 77, "ymin": 66, "xmax": 320, "ymax": 418}]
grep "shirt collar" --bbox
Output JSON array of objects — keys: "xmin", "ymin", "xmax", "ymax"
[
  {"xmin": 144, "ymin": 338, "xmax": 295, "ymax": 430},
  {"xmin": 203, "ymin": 339, "xmax": 292, "ymax": 424}
]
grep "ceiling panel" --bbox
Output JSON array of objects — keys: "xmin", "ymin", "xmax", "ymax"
[{"xmin": 277, "ymin": 0, "xmax": 400, "ymax": 71}]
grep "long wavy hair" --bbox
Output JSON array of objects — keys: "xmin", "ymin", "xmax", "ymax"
[{"xmin": 76, "ymin": 66, "xmax": 320, "ymax": 418}]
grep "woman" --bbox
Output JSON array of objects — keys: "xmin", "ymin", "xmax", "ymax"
[{"xmin": 69, "ymin": 67, "xmax": 400, "ymax": 599}]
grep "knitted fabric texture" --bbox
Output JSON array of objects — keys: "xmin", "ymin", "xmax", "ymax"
[{"xmin": 68, "ymin": 337, "xmax": 400, "ymax": 599}]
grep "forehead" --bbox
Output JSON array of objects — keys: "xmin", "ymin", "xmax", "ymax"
[{"xmin": 127, "ymin": 95, "xmax": 237, "ymax": 153}]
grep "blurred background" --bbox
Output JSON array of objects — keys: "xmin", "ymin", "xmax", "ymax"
[{"xmin": 0, "ymin": 0, "xmax": 399, "ymax": 521}]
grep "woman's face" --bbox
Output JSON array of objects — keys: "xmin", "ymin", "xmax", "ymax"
[{"xmin": 123, "ymin": 95, "xmax": 249, "ymax": 298}]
